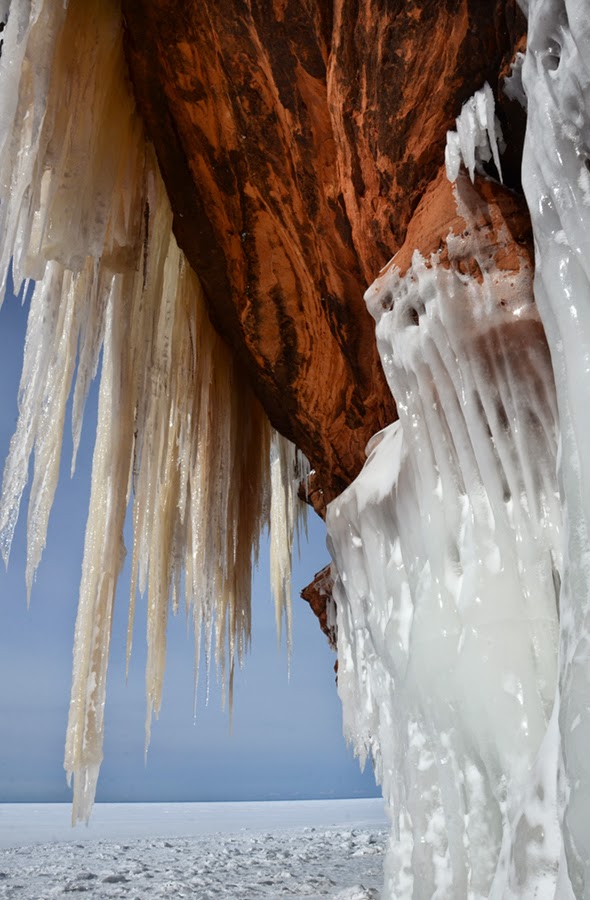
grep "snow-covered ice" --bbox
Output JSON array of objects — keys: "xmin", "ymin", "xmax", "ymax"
[{"xmin": 0, "ymin": 801, "xmax": 387, "ymax": 899}]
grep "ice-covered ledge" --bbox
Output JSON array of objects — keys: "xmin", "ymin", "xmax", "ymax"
[{"xmin": 326, "ymin": 171, "xmax": 562, "ymax": 896}]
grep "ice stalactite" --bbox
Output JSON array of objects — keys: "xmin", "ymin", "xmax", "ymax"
[
  {"xmin": 0, "ymin": 0, "xmax": 307, "ymax": 823},
  {"xmin": 270, "ymin": 438, "xmax": 309, "ymax": 653},
  {"xmin": 445, "ymin": 83, "xmax": 505, "ymax": 185},
  {"xmin": 519, "ymin": 1, "xmax": 590, "ymax": 895},
  {"xmin": 327, "ymin": 170, "xmax": 562, "ymax": 896}
]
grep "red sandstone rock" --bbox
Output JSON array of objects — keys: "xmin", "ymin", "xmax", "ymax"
[
  {"xmin": 389, "ymin": 168, "xmax": 533, "ymax": 279},
  {"xmin": 301, "ymin": 565, "xmax": 337, "ymax": 650},
  {"xmin": 121, "ymin": 3, "xmax": 533, "ymax": 638},
  {"xmin": 121, "ymin": 0, "xmax": 526, "ymax": 507}
]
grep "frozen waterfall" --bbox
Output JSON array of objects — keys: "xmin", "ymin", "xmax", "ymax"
[
  {"xmin": 327, "ymin": 172, "xmax": 561, "ymax": 897},
  {"xmin": 327, "ymin": 1, "xmax": 590, "ymax": 896},
  {"xmin": 522, "ymin": 0, "xmax": 590, "ymax": 893}
]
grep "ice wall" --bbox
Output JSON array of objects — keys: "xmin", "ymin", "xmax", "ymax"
[
  {"xmin": 328, "ymin": 4, "xmax": 590, "ymax": 891},
  {"xmin": 0, "ymin": 0, "xmax": 306, "ymax": 822},
  {"xmin": 521, "ymin": 0, "xmax": 590, "ymax": 894},
  {"xmin": 327, "ymin": 172, "xmax": 563, "ymax": 896}
]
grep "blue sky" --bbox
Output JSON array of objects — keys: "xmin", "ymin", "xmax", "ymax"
[{"xmin": 0, "ymin": 282, "xmax": 379, "ymax": 804}]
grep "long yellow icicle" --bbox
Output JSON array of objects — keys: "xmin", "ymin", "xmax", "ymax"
[{"xmin": 0, "ymin": 0, "xmax": 308, "ymax": 823}]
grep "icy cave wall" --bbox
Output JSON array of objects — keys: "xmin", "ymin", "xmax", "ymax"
[
  {"xmin": 328, "ymin": 171, "xmax": 562, "ymax": 896},
  {"xmin": 522, "ymin": 0, "xmax": 590, "ymax": 893},
  {"xmin": 328, "ymin": 1, "xmax": 590, "ymax": 896}
]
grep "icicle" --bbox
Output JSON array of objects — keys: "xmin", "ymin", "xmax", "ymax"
[
  {"xmin": 269, "ymin": 433, "xmax": 309, "ymax": 652},
  {"xmin": 327, "ymin": 174, "xmax": 561, "ymax": 896},
  {"xmin": 0, "ymin": 0, "xmax": 306, "ymax": 823},
  {"xmin": 445, "ymin": 82, "xmax": 504, "ymax": 184},
  {"xmin": 65, "ymin": 272, "xmax": 133, "ymax": 822}
]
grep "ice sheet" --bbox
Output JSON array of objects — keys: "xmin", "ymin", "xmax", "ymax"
[
  {"xmin": 0, "ymin": 801, "xmax": 387, "ymax": 900},
  {"xmin": 0, "ymin": 800, "xmax": 387, "ymax": 849}
]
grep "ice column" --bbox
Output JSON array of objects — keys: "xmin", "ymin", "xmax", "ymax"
[
  {"xmin": 327, "ymin": 173, "xmax": 562, "ymax": 897},
  {"xmin": 0, "ymin": 0, "xmax": 306, "ymax": 821},
  {"xmin": 521, "ymin": 1, "xmax": 590, "ymax": 895}
]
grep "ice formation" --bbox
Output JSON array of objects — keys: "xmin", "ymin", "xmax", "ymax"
[
  {"xmin": 328, "ymin": 2, "xmax": 590, "ymax": 895},
  {"xmin": 445, "ymin": 83, "xmax": 505, "ymax": 185},
  {"xmin": 521, "ymin": 0, "xmax": 590, "ymax": 894},
  {"xmin": 328, "ymin": 170, "xmax": 562, "ymax": 895},
  {"xmin": 0, "ymin": 0, "xmax": 306, "ymax": 822},
  {"xmin": 4, "ymin": 0, "xmax": 590, "ymax": 892}
]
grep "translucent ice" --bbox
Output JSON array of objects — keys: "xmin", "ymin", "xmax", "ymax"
[
  {"xmin": 520, "ymin": 0, "xmax": 590, "ymax": 894},
  {"xmin": 445, "ymin": 83, "xmax": 505, "ymax": 185},
  {"xmin": 330, "ymin": 8, "xmax": 590, "ymax": 883},
  {"xmin": 0, "ymin": 0, "xmax": 306, "ymax": 822},
  {"xmin": 327, "ymin": 174, "xmax": 562, "ymax": 896}
]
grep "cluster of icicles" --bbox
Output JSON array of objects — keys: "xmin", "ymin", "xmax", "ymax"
[
  {"xmin": 327, "ymin": 0, "xmax": 590, "ymax": 893},
  {"xmin": 329, "ymin": 169, "xmax": 563, "ymax": 897},
  {"xmin": 0, "ymin": 0, "xmax": 307, "ymax": 822}
]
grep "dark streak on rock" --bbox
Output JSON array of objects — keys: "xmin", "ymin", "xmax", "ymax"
[{"xmin": 121, "ymin": 0, "xmax": 525, "ymax": 529}]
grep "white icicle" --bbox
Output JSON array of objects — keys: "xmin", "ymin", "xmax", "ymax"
[
  {"xmin": 445, "ymin": 82, "xmax": 504, "ymax": 185},
  {"xmin": 270, "ymin": 432, "xmax": 309, "ymax": 652}
]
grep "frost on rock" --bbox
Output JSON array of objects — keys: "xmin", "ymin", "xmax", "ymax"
[
  {"xmin": 327, "ymin": 173, "xmax": 562, "ymax": 897},
  {"xmin": 445, "ymin": 83, "xmax": 505, "ymax": 185},
  {"xmin": 0, "ymin": 0, "xmax": 307, "ymax": 823}
]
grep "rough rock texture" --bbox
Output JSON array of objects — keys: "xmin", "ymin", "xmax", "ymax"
[
  {"xmin": 389, "ymin": 167, "xmax": 533, "ymax": 280},
  {"xmin": 300, "ymin": 565, "xmax": 337, "ymax": 649},
  {"xmin": 121, "ymin": 0, "xmax": 526, "ymax": 508},
  {"xmin": 120, "ymin": 2, "xmax": 532, "ymax": 642},
  {"xmin": 326, "ymin": 0, "xmax": 526, "ymax": 277}
]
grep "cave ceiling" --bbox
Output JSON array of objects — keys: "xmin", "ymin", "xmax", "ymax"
[{"xmin": 122, "ymin": 0, "xmax": 527, "ymax": 510}]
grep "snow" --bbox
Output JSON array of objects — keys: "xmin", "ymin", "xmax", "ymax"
[{"xmin": 0, "ymin": 801, "xmax": 387, "ymax": 899}]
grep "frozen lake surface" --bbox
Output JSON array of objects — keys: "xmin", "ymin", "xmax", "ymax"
[{"xmin": 0, "ymin": 800, "xmax": 387, "ymax": 898}]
